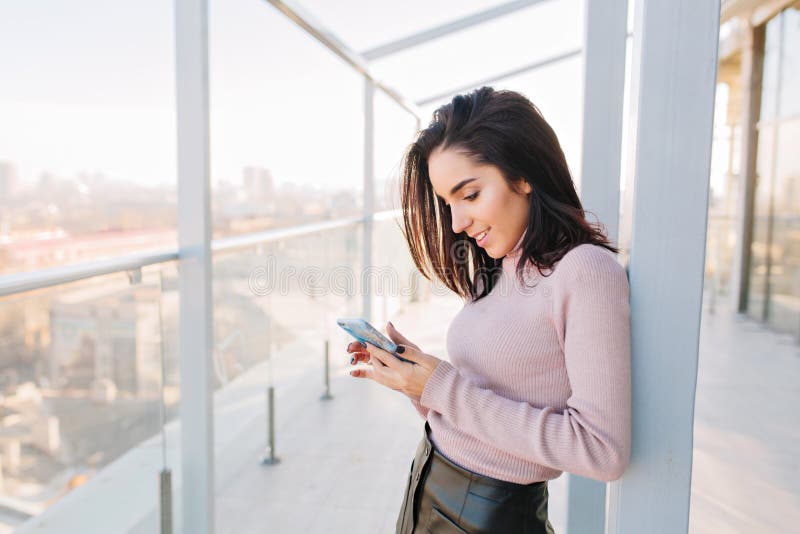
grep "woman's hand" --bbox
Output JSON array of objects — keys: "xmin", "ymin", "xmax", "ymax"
[{"xmin": 346, "ymin": 322, "xmax": 441, "ymax": 402}]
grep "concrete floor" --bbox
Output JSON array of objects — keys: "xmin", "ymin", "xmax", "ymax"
[
  {"xmin": 211, "ymin": 291, "xmax": 799, "ymax": 534},
  {"xmin": 689, "ymin": 298, "xmax": 800, "ymax": 533}
]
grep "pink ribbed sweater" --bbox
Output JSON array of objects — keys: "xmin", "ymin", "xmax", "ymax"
[{"xmin": 414, "ymin": 241, "xmax": 631, "ymax": 484}]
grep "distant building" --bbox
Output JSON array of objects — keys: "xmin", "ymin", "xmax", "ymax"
[
  {"xmin": 228, "ymin": 166, "xmax": 275, "ymax": 219},
  {"xmin": 0, "ymin": 227, "xmax": 176, "ymax": 274},
  {"xmin": 0, "ymin": 162, "xmax": 18, "ymax": 201},
  {"xmin": 242, "ymin": 166, "xmax": 275, "ymax": 201},
  {"xmin": 716, "ymin": 1, "xmax": 799, "ymax": 338},
  {"xmin": 48, "ymin": 282, "xmax": 164, "ymax": 397}
]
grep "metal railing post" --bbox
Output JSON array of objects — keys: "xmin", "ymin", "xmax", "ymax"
[
  {"xmin": 159, "ymin": 470, "xmax": 172, "ymax": 534},
  {"xmin": 261, "ymin": 386, "xmax": 280, "ymax": 465},
  {"xmin": 321, "ymin": 340, "xmax": 333, "ymax": 400}
]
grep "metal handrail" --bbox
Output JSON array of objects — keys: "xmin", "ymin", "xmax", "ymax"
[
  {"xmin": 0, "ymin": 210, "xmax": 403, "ymax": 298},
  {"xmin": 0, "ymin": 248, "xmax": 180, "ymax": 298},
  {"xmin": 212, "ymin": 215, "xmax": 364, "ymax": 254}
]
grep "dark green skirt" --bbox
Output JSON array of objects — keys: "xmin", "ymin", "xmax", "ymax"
[{"xmin": 396, "ymin": 424, "xmax": 555, "ymax": 533}]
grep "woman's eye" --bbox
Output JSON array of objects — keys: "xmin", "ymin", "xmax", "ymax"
[{"xmin": 464, "ymin": 192, "xmax": 479, "ymax": 201}]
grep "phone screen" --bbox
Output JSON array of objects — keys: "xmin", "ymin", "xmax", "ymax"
[{"xmin": 336, "ymin": 318, "xmax": 412, "ymax": 363}]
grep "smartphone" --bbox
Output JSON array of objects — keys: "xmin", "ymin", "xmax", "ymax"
[{"xmin": 336, "ymin": 317, "xmax": 413, "ymax": 363}]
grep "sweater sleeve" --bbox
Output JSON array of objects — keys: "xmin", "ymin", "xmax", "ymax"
[
  {"xmin": 418, "ymin": 246, "xmax": 631, "ymax": 482},
  {"xmin": 410, "ymin": 399, "xmax": 430, "ymax": 420}
]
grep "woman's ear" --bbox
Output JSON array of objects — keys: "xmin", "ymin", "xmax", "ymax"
[{"xmin": 518, "ymin": 179, "xmax": 532, "ymax": 195}]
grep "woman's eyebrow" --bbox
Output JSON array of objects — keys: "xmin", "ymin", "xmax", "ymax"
[
  {"xmin": 449, "ymin": 177, "xmax": 479, "ymax": 195},
  {"xmin": 435, "ymin": 177, "xmax": 480, "ymax": 203}
]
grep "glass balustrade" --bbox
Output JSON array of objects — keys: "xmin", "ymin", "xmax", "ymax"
[{"xmin": 0, "ymin": 262, "xmax": 180, "ymax": 530}]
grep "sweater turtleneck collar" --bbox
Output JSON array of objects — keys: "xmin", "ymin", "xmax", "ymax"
[{"xmin": 501, "ymin": 230, "xmax": 526, "ymax": 272}]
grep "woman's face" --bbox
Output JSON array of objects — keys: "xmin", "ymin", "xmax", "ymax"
[{"xmin": 428, "ymin": 147, "xmax": 531, "ymax": 259}]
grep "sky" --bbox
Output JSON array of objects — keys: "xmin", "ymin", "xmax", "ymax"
[{"xmin": 0, "ymin": 0, "xmax": 585, "ymax": 191}]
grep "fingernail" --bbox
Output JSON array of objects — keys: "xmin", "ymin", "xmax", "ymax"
[
  {"xmin": 350, "ymin": 370, "xmax": 357, "ymax": 377},
  {"xmin": 388, "ymin": 321, "xmax": 394, "ymax": 328},
  {"xmin": 396, "ymin": 345, "xmax": 406, "ymax": 354},
  {"xmin": 350, "ymin": 357, "xmax": 355, "ymax": 365}
]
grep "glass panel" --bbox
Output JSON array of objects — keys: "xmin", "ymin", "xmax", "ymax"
[
  {"xmin": 0, "ymin": 263, "xmax": 180, "ymax": 529},
  {"xmin": 211, "ymin": 225, "xmax": 364, "ymax": 390},
  {"xmin": 209, "ymin": 0, "xmax": 364, "ymax": 239},
  {"xmin": 705, "ymin": 83, "xmax": 738, "ymax": 305},
  {"xmin": 779, "ymin": 8, "xmax": 800, "ymax": 118},
  {"xmin": 0, "ymin": 2, "xmax": 177, "ymax": 276},
  {"xmin": 374, "ymin": 90, "xmax": 419, "ymax": 212},
  {"xmin": 766, "ymin": 117, "xmax": 800, "ymax": 337},
  {"xmin": 211, "ymin": 223, "xmax": 367, "ymax": 521},
  {"xmin": 369, "ymin": 0, "xmax": 583, "ymax": 103},
  {"xmin": 209, "ymin": 216, "xmax": 462, "ymax": 532},
  {"xmin": 371, "ymin": 217, "xmax": 423, "ymax": 328},
  {"xmin": 747, "ymin": 127, "xmax": 774, "ymax": 320}
]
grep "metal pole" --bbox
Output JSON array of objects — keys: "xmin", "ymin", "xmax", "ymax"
[
  {"xmin": 175, "ymin": 0, "xmax": 214, "ymax": 530},
  {"xmin": 159, "ymin": 470, "xmax": 173, "ymax": 534},
  {"xmin": 321, "ymin": 340, "xmax": 333, "ymax": 400},
  {"xmin": 730, "ymin": 25, "xmax": 765, "ymax": 313},
  {"xmin": 362, "ymin": 77, "xmax": 375, "ymax": 322},
  {"xmin": 566, "ymin": 3, "xmax": 627, "ymax": 530},
  {"xmin": 261, "ymin": 291, "xmax": 279, "ymax": 465},
  {"xmin": 261, "ymin": 386, "xmax": 280, "ymax": 465}
]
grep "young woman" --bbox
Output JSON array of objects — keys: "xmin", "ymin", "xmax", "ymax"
[{"xmin": 347, "ymin": 86, "xmax": 631, "ymax": 533}]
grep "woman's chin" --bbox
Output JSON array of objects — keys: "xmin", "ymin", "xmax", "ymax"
[{"xmin": 483, "ymin": 246, "xmax": 501, "ymax": 259}]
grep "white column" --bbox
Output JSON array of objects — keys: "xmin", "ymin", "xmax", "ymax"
[
  {"xmin": 576, "ymin": 0, "xmax": 627, "ymax": 244},
  {"xmin": 566, "ymin": 1, "xmax": 628, "ymax": 533},
  {"xmin": 606, "ymin": 1, "xmax": 719, "ymax": 533},
  {"xmin": 175, "ymin": 0, "xmax": 214, "ymax": 532},
  {"xmin": 362, "ymin": 77, "xmax": 375, "ymax": 321}
]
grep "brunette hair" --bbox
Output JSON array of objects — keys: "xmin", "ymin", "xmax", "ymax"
[{"xmin": 400, "ymin": 86, "xmax": 617, "ymax": 301}]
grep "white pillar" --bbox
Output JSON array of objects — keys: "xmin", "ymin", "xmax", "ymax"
[
  {"xmin": 606, "ymin": 1, "xmax": 719, "ymax": 533},
  {"xmin": 566, "ymin": 1, "xmax": 628, "ymax": 533},
  {"xmin": 175, "ymin": 0, "xmax": 214, "ymax": 532},
  {"xmin": 576, "ymin": 0, "xmax": 627, "ymax": 245},
  {"xmin": 362, "ymin": 78, "xmax": 375, "ymax": 321}
]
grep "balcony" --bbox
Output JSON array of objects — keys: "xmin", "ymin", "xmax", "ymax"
[{"xmin": 2, "ymin": 0, "xmax": 798, "ymax": 533}]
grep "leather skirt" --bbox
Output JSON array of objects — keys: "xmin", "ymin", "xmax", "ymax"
[{"xmin": 396, "ymin": 424, "xmax": 555, "ymax": 533}]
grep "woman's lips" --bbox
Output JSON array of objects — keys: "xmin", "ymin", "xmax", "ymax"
[{"xmin": 476, "ymin": 228, "xmax": 490, "ymax": 247}]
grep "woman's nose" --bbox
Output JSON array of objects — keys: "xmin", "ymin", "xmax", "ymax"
[{"xmin": 450, "ymin": 207, "xmax": 471, "ymax": 234}]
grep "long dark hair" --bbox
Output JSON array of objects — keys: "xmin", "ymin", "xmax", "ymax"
[{"xmin": 400, "ymin": 86, "xmax": 617, "ymax": 301}]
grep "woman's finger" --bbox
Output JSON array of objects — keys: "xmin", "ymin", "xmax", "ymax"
[
  {"xmin": 349, "ymin": 367, "xmax": 374, "ymax": 379},
  {"xmin": 386, "ymin": 322, "xmax": 420, "ymax": 351},
  {"xmin": 346, "ymin": 341, "xmax": 367, "ymax": 353},
  {"xmin": 349, "ymin": 351, "xmax": 371, "ymax": 364},
  {"xmin": 365, "ymin": 342, "xmax": 401, "ymax": 370}
]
